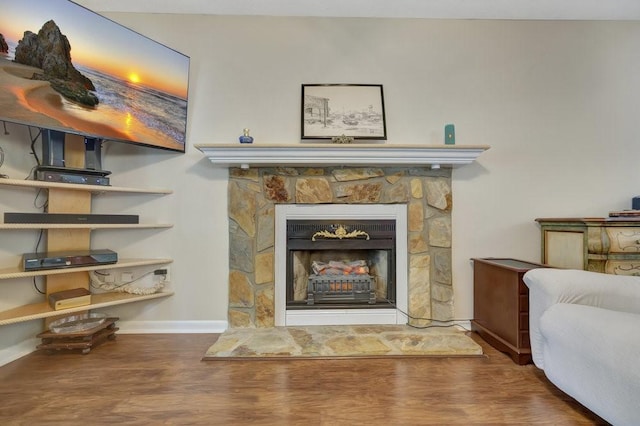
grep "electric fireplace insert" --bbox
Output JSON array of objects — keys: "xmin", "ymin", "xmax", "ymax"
[{"xmin": 286, "ymin": 219, "xmax": 396, "ymax": 309}]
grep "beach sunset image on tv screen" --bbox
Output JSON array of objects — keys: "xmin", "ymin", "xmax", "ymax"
[{"xmin": 0, "ymin": 0, "xmax": 189, "ymax": 152}]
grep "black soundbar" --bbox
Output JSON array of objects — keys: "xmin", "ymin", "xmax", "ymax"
[
  {"xmin": 22, "ymin": 249, "xmax": 118, "ymax": 271},
  {"xmin": 5, "ymin": 212, "xmax": 139, "ymax": 224}
]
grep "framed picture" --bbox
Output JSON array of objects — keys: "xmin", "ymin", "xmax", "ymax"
[{"xmin": 301, "ymin": 84, "xmax": 387, "ymax": 140}]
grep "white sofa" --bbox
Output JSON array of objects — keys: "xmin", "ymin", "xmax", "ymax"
[
  {"xmin": 523, "ymin": 268, "xmax": 640, "ymax": 426},
  {"xmin": 524, "ymin": 268, "xmax": 640, "ymax": 425}
]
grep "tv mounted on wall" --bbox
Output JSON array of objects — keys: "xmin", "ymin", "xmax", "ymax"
[{"xmin": 0, "ymin": 0, "xmax": 190, "ymax": 171}]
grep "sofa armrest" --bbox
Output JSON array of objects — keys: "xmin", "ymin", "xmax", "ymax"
[
  {"xmin": 524, "ymin": 268, "xmax": 640, "ymax": 313},
  {"xmin": 523, "ymin": 268, "xmax": 640, "ymax": 368}
]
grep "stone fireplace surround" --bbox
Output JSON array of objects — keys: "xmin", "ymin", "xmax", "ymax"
[
  {"xmin": 275, "ymin": 203, "xmax": 408, "ymax": 326},
  {"xmin": 226, "ymin": 165, "xmax": 454, "ymax": 328},
  {"xmin": 196, "ymin": 143, "xmax": 489, "ymax": 329}
]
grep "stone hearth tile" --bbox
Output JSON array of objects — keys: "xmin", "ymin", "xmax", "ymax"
[
  {"xmin": 324, "ymin": 335, "xmax": 392, "ymax": 356},
  {"xmin": 234, "ymin": 332, "xmax": 297, "ymax": 357},
  {"xmin": 350, "ymin": 325, "xmax": 407, "ymax": 333},
  {"xmin": 383, "ymin": 330, "xmax": 482, "ymax": 355},
  {"xmin": 204, "ymin": 325, "xmax": 483, "ymax": 359},
  {"xmin": 288, "ymin": 328, "xmax": 324, "ymax": 355}
]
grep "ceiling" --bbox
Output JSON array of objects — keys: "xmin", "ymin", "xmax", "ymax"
[{"xmin": 74, "ymin": 0, "xmax": 640, "ymax": 20}]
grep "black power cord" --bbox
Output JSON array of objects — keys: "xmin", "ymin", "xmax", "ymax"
[
  {"xmin": 26, "ymin": 127, "xmax": 42, "ymax": 180},
  {"xmin": 33, "ymin": 277, "xmax": 45, "ymax": 295},
  {"xmin": 382, "ymin": 298, "xmax": 473, "ymax": 332}
]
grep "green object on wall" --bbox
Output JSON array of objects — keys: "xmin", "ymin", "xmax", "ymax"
[{"xmin": 445, "ymin": 124, "xmax": 455, "ymax": 145}]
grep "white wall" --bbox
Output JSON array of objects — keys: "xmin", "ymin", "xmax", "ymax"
[{"xmin": 1, "ymin": 15, "xmax": 639, "ymax": 351}]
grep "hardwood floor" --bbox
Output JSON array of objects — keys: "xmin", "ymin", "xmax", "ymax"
[{"xmin": 0, "ymin": 332, "xmax": 608, "ymax": 425}]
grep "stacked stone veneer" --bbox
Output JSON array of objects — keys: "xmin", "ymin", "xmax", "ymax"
[{"xmin": 227, "ymin": 166, "xmax": 453, "ymax": 328}]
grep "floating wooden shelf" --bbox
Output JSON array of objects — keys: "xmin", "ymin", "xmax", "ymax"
[
  {"xmin": 0, "ymin": 178, "xmax": 172, "ymax": 194},
  {"xmin": 0, "ymin": 291, "xmax": 174, "ymax": 326},
  {"xmin": 1, "ymin": 175, "xmax": 175, "ymax": 328},
  {"xmin": 0, "ymin": 258, "xmax": 173, "ymax": 280}
]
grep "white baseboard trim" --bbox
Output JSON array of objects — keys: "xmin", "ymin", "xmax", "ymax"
[
  {"xmin": 117, "ymin": 320, "xmax": 228, "ymax": 334},
  {"xmin": 0, "ymin": 321, "xmax": 228, "ymax": 367},
  {"xmin": 0, "ymin": 337, "xmax": 39, "ymax": 368},
  {"xmin": 0, "ymin": 320, "xmax": 471, "ymax": 367}
]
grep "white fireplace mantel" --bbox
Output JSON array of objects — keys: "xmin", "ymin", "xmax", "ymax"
[{"xmin": 195, "ymin": 143, "xmax": 489, "ymax": 169}]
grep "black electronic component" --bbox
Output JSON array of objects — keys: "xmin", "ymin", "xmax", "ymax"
[
  {"xmin": 5, "ymin": 212, "xmax": 138, "ymax": 224},
  {"xmin": 35, "ymin": 167, "xmax": 111, "ymax": 186},
  {"xmin": 22, "ymin": 249, "xmax": 118, "ymax": 271}
]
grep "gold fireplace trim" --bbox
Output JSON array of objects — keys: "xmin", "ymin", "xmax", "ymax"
[{"xmin": 312, "ymin": 225, "xmax": 370, "ymax": 241}]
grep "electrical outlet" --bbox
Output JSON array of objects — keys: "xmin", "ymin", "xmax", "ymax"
[
  {"xmin": 155, "ymin": 266, "xmax": 171, "ymax": 281},
  {"xmin": 121, "ymin": 272, "xmax": 134, "ymax": 282}
]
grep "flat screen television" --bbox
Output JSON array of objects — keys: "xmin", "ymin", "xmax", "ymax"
[{"xmin": 0, "ymin": 0, "xmax": 189, "ymax": 164}]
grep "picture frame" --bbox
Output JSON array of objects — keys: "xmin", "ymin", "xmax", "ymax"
[{"xmin": 301, "ymin": 84, "xmax": 387, "ymax": 140}]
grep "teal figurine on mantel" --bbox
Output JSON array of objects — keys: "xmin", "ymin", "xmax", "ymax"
[
  {"xmin": 444, "ymin": 124, "xmax": 455, "ymax": 145},
  {"xmin": 239, "ymin": 128, "xmax": 254, "ymax": 144}
]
